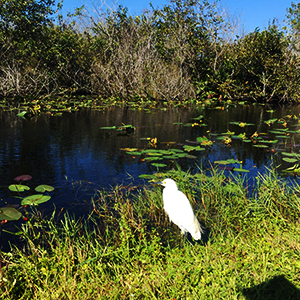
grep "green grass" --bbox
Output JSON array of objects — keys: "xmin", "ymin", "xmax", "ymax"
[{"xmin": 1, "ymin": 168, "xmax": 300, "ymax": 299}]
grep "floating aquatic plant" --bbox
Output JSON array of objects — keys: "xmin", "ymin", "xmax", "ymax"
[
  {"xmin": 0, "ymin": 207, "xmax": 22, "ymax": 221},
  {"xmin": 2, "ymin": 176, "xmax": 55, "ymax": 221},
  {"xmin": 9, "ymin": 184, "xmax": 30, "ymax": 192},
  {"xmin": 196, "ymin": 136, "xmax": 213, "ymax": 145},
  {"xmin": 21, "ymin": 194, "xmax": 51, "ymax": 206}
]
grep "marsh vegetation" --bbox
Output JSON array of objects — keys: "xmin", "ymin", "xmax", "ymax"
[
  {"xmin": 0, "ymin": 0, "xmax": 300, "ymax": 104},
  {"xmin": 1, "ymin": 168, "xmax": 300, "ymax": 299},
  {"xmin": 1, "ymin": 0, "xmax": 300, "ymax": 298}
]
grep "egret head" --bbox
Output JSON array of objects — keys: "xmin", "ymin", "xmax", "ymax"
[{"xmin": 159, "ymin": 178, "xmax": 178, "ymax": 189}]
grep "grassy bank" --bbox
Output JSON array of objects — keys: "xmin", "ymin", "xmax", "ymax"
[{"xmin": 1, "ymin": 169, "xmax": 300, "ymax": 299}]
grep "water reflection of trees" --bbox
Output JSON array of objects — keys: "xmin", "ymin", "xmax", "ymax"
[{"xmin": 1, "ymin": 105, "xmax": 300, "ymax": 202}]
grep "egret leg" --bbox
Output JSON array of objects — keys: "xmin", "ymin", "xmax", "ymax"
[
  {"xmin": 182, "ymin": 232, "xmax": 187, "ymax": 245},
  {"xmin": 180, "ymin": 232, "xmax": 187, "ymax": 248}
]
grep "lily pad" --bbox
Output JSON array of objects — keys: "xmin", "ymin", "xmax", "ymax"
[
  {"xmin": 0, "ymin": 206, "xmax": 22, "ymax": 221},
  {"xmin": 9, "ymin": 184, "xmax": 30, "ymax": 192},
  {"xmin": 229, "ymin": 121, "xmax": 254, "ymax": 127},
  {"xmin": 191, "ymin": 115, "xmax": 204, "ymax": 120},
  {"xmin": 14, "ymin": 175, "xmax": 32, "ymax": 181},
  {"xmin": 214, "ymin": 159, "xmax": 240, "ymax": 165},
  {"xmin": 183, "ymin": 145, "xmax": 205, "ymax": 152},
  {"xmin": 275, "ymin": 128, "xmax": 289, "ymax": 131},
  {"xmin": 282, "ymin": 157, "xmax": 298, "ymax": 163},
  {"xmin": 169, "ymin": 149, "xmax": 184, "ymax": 153},
  {"xmin": 261, "ymin": 140, "xmax": 278, "ymax": 144},
  {"xmin": 281, "ymin": 152, "xmax": 300, "ymax": 157},
  {"xmin": 196, "ymin": 136, "xmax": 213, "ymax": 145},
  {"xmin": 184, "ymin": 154, "xmax": 197, "ymax": 159},
  {"xmin": 151, "ymin": 163, "xmax": 167, "ymax": 168},
  {"xmin": 174, "ymin": 153, "xmax": 187, "ymax": 158},
  {"xmin": 141, "ymin": 149, "xmax": 158, "ymax": 153},
  {"xmin": 264, "ymin": 118, "xmax": 278, "ymax": 124},
  {"xmin": 35, "ymin": 185, "xmax": 55, "ymax": 192},
  {"xmin": 127, "ymin": 151, "xmax": 142, "ymax": 156},
  {"xmin": 269, "ymin": 131, "xmax": 284, "ymax": 134},
  {"xmin": 144, "ymin": 157, "xmax": 163, "ymax": 161},
  {"xmin": 233, "ymin": 168, "xmax": 250, "ymax": 173},
  {"xmin": 253, "ymin": 144, "xmax": 268, "ymax": 148},
  {"xmin": 120, "ymin": 148, "xmax": 138, "ymax": 152},
  {"xmin": 144, "ymin": 152, "xmax": 163, "ymax": 156},
  {"xmin": 162, "ymin": 155, "xmax": 178, "ymax": 159},
  {"xmin": 21, "ymin": 194, "xmax": 51, "ymax": 206},
  {"xmin": 100, "ymin": 126, "xmax": 117, "ymax": 130}
]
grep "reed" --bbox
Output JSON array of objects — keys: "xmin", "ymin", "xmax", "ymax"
[{"xmin": 1, "ymin": 168, "xmax": 299, "ymax": 299}]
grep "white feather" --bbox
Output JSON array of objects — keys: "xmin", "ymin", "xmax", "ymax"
[{"xmin": 160, "ymin": 178, "xmax": 202, "ymax": 240}]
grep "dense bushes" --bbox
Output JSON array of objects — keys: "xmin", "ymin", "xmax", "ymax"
[{"xmin": 0, "ymin": 0, "xmax": 299, "ymax": 102}]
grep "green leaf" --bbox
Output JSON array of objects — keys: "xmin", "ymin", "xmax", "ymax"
[
  {"xmin": 141, "ymin": 149, "xmax": 158, "ymax": 153},
  {"xmin": 144, "ymin": 152, "xmax": 163, "ymax": 156},
  {"xmin": 100, "ymin": 126, "xmax": 116, "ymax": 129},
  {"xmin": 151, "ymin": 163, "xmax": 167, "ymax": 168},
  {"xmin": 144, "ymin": 157, "xmax": 163, "ymax": 161},
  {"xmin": 184, "ymin": 154, "xmax": 197, "ymax": 159},
  {"xmin": 9, "ymin": 184, "xmax": 30, "ymax": 192},
  {"xmin": 264, "ymin": 118, "xmax": 278, "ymax": 124},
  {"xmin": 17, "ymin": 111, "xmax": 27, "ymax": 119},
  {"xmin": 281, "ymin": 152, "xmax": 300, "ymax": 157},
  {"xmin": 183, "ymin": 145, "xmax": 205, "ymax": 152},
  {"xmin": 269, "ymin": 131, "xmax": 284, "ymax": 134},
  {"xmin": 191, "ymin": 115, "xmax": 204, "ymax": 120},
  {"xmin": 274, "ymin": 128, "xmax": 288, "ymax": 131},
  {"xmin": 35, "ymin": 185, "xmax": 54, "ymax": 193},
  {"xmin": 282, "ymin": 157, "xmax": 298, "ymax": 163},
  {"xmin": 196, "ymin": 136, "xmax": 209, "ymax": 143},
  {"xmin": 261, "ymin": 140, "xmax": 278, "ymax": 144},
  {"xmin": 169, "ymin": 149, "xmax": 184, "ymax": 153},
  {"xmin": 281, "ymin": 164, "xmax": 300, "ymax": 172},
  {"xmin": 21, "ymin": 194, "xmax": 51, "ymax": 206},
  {"xmin": 0, "ymin": 207, "xmax": 22, "ymax": 221},
  {"xmin": 126, "ymin": 151, "xmax": 142, "ymax": 156},
  {"xmin": 253, "ymin": 144, "xmax": 268, "ymax": 148},
  {"xmin": 233, "ymin": 168, "xmax": 250, "ymax": 173},
  {"xmin": 138, "ymin": 174, "xmax": 156, "ymax": 179},
  {"xmin": 162, "ymin": 155, "xmax": 178, "ymax": 159},
  {"xmin": 214, "ymin": 159, "xmax": 240, "ymax": 165}
]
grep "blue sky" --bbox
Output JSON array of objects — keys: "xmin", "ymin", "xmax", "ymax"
[{"xmin": 60, "ymin": 0, "xmax": 292, "ymax": 33}]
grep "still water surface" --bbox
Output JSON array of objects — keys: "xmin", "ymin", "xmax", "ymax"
[{"xmin": 1, "ymin": 104, "xmax": 300, "ymax": 216}]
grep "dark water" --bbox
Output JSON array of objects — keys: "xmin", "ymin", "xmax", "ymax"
[{"xmin": 1, "ymin": 104, "xmax": 300, "ymax": 249}]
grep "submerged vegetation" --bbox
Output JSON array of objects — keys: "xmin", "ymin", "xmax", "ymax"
[
  {"xmin": 0, "ymin": 0, "xmax": 300, "ymax": 105},
  {"xmin": 0, "ymin": 168, "xmax": 300, "ymax": 298}
]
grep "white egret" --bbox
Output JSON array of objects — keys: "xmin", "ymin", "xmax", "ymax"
[{"xmin": 159, "ymin": 178, "xmax": 202, "ymax": 244}]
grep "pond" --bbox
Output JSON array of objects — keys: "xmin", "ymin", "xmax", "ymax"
[{"xmin": 1, "ymin": 103, "xmax": 300, "ymax": 248}]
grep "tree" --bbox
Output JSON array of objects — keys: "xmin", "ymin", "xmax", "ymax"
[
  {"xmin": 0, "ymin": 0, "xmax": 58, "ymax": 41},
  {"xmin": 287, "ymin": 2, "xmax": 300, "ymax": 35},
  {"xmin": 286, "ymin": 2, "xmax": 300, "ymax": 52}
]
